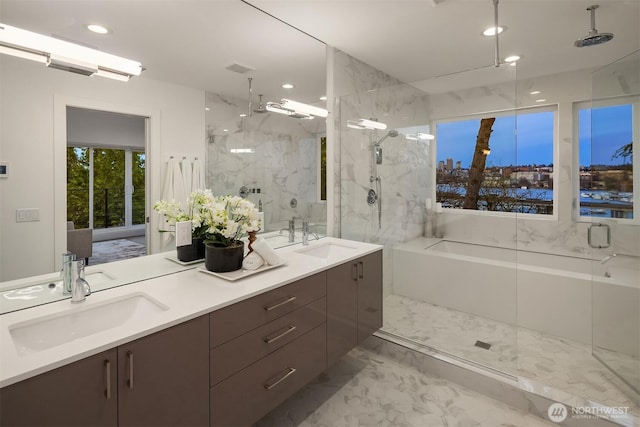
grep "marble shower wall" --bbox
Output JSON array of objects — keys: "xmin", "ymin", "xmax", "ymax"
[
  {"xmin": 205, "ymin": 92, "xmax": 326, "ymax": 232},
  {"xmin": 331, "ymin": 48, "xmax": 638, "ymax": 297},
  {"xmin": 331, "ymin": 48, "xmax": 432, "ymax": 294}
]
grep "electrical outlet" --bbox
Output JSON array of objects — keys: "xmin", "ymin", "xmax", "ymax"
[{"xmin": 16, "ymin": 208, "xmax": 40, "ymax": 222}]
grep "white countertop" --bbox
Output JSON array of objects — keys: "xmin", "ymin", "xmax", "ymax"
[{"xmin": 0, "ymin": 237, "xmax": 382, "ymax": 388}]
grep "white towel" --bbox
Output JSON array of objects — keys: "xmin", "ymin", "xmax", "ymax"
[
  {"xmin": 181, "ymin": 158, "xmax": 193, "ymax": 195},
  {"xmin": 242, "ymin": 252, "xmax": 264, "ymax": 271},
  {"xmin": 172, "ymin": 160, "xmax": 187, "ymax": 205},
  {"xmin": 159, "ymin": 159, "xmax": 176, "ymax": 244},
  {"xmin": 252, "ymin": 238, "xmax": 282, "ymax": 266},
  {"xmin": 191, "ymin": 158, "xmax": 204, "ymax": 191}
]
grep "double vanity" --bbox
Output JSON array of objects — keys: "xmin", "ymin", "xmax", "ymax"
[{"xmin": 0, "ymin": 237, "xmax": 383, "ymax": 427}]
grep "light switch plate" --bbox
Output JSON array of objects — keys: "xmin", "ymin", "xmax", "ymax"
[{"xmin": 175, "ymin": 221, "xmax": 193, "ymax": 247}]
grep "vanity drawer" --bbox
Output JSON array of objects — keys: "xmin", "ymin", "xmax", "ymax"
[
  {"xmin": 210, "ymin": 271, "xmax": 326, "ymax": 348},
  {"xmin": 210, "ymin": 297, "xmax": 325, "ymax": 386},
  {"xmin": 210, "ymin": 323, "xmax": 326, "ymax": 427}
]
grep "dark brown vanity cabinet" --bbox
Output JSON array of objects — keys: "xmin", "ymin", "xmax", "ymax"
[
  {"xmin": 0, "ymin": 349, "xmax": 118, "ymax": 427},
  {"xmin": 1, "ymin": 249, "xmax": 383, "ymax": 427},
  {"xmin": 327, "ymin": 251, "xmax": 383, "ymax": 367},
  {"xmin": 0, "ymin": 316, "xmax": 209, "ymax": 427},
  {"xmin": 117, "ymin": 315, "xmax": 209, "ymax": 427},
  {"xmin": 209, "ymin": 272, "xmax": 327, "ymax": 427}
]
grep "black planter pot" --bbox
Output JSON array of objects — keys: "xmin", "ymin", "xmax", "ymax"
[
  {"xmin": 204, "ymin": 241, "xmax": 244, "ymax": 272},
  {"xmin": 176, "ymin": 236, "xmax": 206, "ymax": 262}
]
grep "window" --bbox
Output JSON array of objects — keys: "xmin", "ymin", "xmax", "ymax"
[
  {"xmin": 577, "ymin": 102, "xmax": 634, "ymax": 220},
  {"xmin": 67, "ymin": 147, "xmax": 146, "ymax": 229},
  {"xmin": 436, "ymin": 108, "xmax": 556, "ymax": 215}
]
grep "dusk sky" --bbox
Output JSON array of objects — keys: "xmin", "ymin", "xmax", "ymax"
[
  {"xmin": 436, "ymin": 106, "xmax": 632, "ymax": 168},
  {"xmin": 579, "ymin": 104, "xmax": 633, "ymax": 166}
]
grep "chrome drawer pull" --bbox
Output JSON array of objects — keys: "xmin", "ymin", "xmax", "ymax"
[
  {"xmin": 127, "ymin": 351, "xmax": 134, "ymax": 389},
  {"xmin": 264, "ymin": 296, "xmax": 296, "ymax": 311},
  {"xmin": 104, "ymin": 360, "xmax": 111, "ymax": 399},
  {"xmin": 264, "ymin": 367, "xmax": 297, "ymax": 390},
  {"xmin": 263, "ymin": 325, "xmax": 297, "ymax": 344}
]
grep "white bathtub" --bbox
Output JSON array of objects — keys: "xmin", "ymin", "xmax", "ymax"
[{"xmin": 393, "ymin": 239, "xmax": 639, "ymax": 356}]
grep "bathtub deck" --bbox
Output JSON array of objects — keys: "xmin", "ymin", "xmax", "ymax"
[{"xmin": 383, "ymin": 294, "xmax": 640, "ymax": 417}]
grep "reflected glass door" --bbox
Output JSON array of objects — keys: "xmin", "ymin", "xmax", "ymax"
[
  {"xmin": 94, "ymin": 148, "xmax": 126, "ymax": 229},
  {"xmin": 591, "ymin": 50, "xmax": 640, "ymax": 404},
  {"xmin": 67, "ymin": 147, "xmax": 145, "ymax": 231}
]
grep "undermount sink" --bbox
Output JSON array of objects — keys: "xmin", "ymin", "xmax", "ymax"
[
  {"xmin": 295, "ymin": 242, "xmax": 357, "ymax": 259},
  {"xmin": 9, "ymin": 292, "xmax": 169, "ymax": 355}
]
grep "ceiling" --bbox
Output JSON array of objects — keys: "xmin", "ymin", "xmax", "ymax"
[{"xmin": 1, "ymin": 0, "xmax": 639, "ymax": 102}]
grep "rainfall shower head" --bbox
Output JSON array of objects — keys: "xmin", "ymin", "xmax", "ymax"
[
  {"xmin": 575, "ymin": 5, "xmax": 614, "ymax": 47},
  {"xmin": 375, "ymin": 129, "xmax": 399, "ymax": 146}
]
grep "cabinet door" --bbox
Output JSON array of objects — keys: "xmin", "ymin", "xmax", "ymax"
[
  {"xmin": 326, "ymin": 260, "xmax": 358, "ymax": 367},
  {"xmin": 357, "ymin": 250, "xmax": 383, "ymax": 343},
  {"xmin": 0, "ymin": 349, "xmax": 117, "ymax": 427},
  {"xmin": 118, "ymin": 315, "xmax": 209, "ymax": 427}
]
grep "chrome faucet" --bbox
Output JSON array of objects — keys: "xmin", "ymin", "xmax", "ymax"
[
  {"xmin": 71, "ymin": 260, "xmax": 91, "ymax": 303},
  {"xmin": 302, "ymin": 219, "xmax": 309, "ymax": 246},
  {"xmin": 61, "ymin": 252, "xmax": 76, "ymax": 295},
  {"xmin": 301, "ymin": 219, "xmax": 320, "ymax": 246},
  {"xmin": 278, "ymin": 217, "xmax": 300, "ymax": 243}
]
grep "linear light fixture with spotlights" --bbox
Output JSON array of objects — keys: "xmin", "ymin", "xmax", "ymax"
[
  {"xmin": 0, "ymin": 23, "xmax": 142, "ymax": 81},
  {"xmin": 346, "ymin": 118, "xmax": 388, "ymax": 131},
  {"xmin": 265, "ymin": 99, "xmax": 328, "ymax": 120}
]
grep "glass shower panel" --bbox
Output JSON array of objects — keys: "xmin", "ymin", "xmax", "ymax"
[
  {"xmin": 340, "ymin": 64, "xmax": 518, "ymax": 377},
  {"xmin": 591, "ymin": 50, "xmax": 640, "ymax": 404}
]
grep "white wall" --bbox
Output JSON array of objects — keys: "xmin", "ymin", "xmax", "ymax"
[
  {"xmin": 0, "ymin": 56, "xmax": 205, "ymax": 281},
  {"xmin": 67, "ymin": 107, "xmax": 146, "ymax": 149}
]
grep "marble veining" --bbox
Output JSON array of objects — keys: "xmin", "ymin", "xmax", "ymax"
[
  {"xmin": 205, "ymin": 92, "xmax": 325, "ymax": 232},
  {"xmin": 256, "ymin": 346, "xmax": 555, "ymax": 427},
  {"xmin": 382, "ymin": 294, "xmax": 640, "ymax": 420}
]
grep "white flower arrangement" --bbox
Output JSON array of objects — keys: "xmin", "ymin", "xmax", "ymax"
[
  {"xmin": 154, "ymin": 190, "xmax": 261, "ymax": 246},
  {"xmin": 202, "ymin": 194, "xmax": 261, "ymax": 247},
  {"xmin": 153, "ymin": 189, "xmax": 214, "ymax": 238}
]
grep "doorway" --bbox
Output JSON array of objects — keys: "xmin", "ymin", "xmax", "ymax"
[{"xmin": 66, "ymin": 107, "xmax": 147, "ymax": 264}]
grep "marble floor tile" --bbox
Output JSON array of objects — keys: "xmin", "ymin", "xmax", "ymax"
[
  {"xmin": 256, "ymin": 346, "xmax": 555, "ymax": 427},
  {"xmin": 382, "ymin": 294, "xmax": 640, "ymax": 418}
]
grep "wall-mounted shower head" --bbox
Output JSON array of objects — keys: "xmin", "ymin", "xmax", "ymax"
[
  {"xmin": 575, "ymin": 5, "xmax": 614, "ymax": 47},
  {"xmin": 375, "ymin": 129, "xmax": 399, "ymax": 146}
]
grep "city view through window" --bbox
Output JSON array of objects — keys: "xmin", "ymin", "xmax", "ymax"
[
  {"xmin": 436, "ymin": 105, "xmax": 634, "ymax": 219},
  {"xmin": 579, "ymin": 104, "xmax": 634, "ymax": 219},
  {"xmin": 436, "ymin": 110, "xmax": 555, "ymax": 214}
]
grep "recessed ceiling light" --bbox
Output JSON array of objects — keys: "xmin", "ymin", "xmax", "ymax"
[
  {"xmin": 282, "ymin": 83, "xmax": 294, "ymax": 89},
  {"xmin": 319, "ymin": 96, "xmax": 327, "ymax": 101},
  {"xmin": 223, "ymin": 128, "xmax": 229, "ymax": 132},
  {"xmin": 239, "ymin": 113, "xmax": 247, "ymax": 117},
  {"xmin": 530, "ymin": 90, "xmax": 541, "ymax": 95},
  {"xmin": 483, "ymin": 26, "xmax": 505, "ymax": 36},
  {"xmin": 87, "ymin": 24, "xmax": 110, "ymax": 34},
  {"xmin": 535, "ymin": 99, "xmax": 547, "ymax": 103},
  {"xmin": 205, "ymin": 107, "xmax": 210, "ymax": 111},
  {"xmin": 504, "ymin": 55, "xmax": 520, "ymax": 63}
]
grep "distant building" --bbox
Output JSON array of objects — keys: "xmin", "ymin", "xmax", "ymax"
[
  {"xmin": 456, "ymin": 161, "xmax": 461, "ymax": 170},
  {"xmin": 446, "ymin": 158, "xmax": 453, "ymax": 171}
]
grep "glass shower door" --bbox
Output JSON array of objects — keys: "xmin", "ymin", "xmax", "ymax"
[{"xmin": 591, "ymin": 50, "xmax": 640, "ymax": 406}]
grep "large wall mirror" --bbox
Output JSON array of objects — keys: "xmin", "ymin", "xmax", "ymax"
[{"xmin": 0, "ymin": 0, "xmax": 326, "ymax": 312}]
